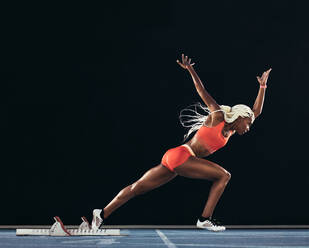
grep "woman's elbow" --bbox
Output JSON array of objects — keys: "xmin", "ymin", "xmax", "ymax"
[{"xmin": 253, "ymin": 110, "xmax": 261, "ymax": 119}]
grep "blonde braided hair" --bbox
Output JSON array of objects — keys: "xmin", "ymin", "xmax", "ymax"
[{"xmin": 179, "ymin": 102, "xmax": 255, "ymax": 140}]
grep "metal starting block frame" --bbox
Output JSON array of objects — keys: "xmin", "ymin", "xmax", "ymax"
[{"xmin": 16, "ymin": 216, "xmax": 121, "ymax": 236}]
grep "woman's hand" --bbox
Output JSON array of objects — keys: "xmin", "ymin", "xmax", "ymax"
[
  {"xmin": 177, "ymin": 54, "xmax": 221, "ymax": 113},
  {"xmin": 256, "ymin": 68, "xmax": 272, "ymax": 86},
  {"xmin": 176, "ymin": 54, "xmax": 195, "ymax": 70}
]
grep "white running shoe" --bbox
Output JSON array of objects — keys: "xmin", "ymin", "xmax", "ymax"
[
  {"xmin": 196, "ymin": 218, "xmax": 226, "ymax": 232},
  {"xmin": 91, "ymin": 209, "xmax": 103, "ymax": 231}
]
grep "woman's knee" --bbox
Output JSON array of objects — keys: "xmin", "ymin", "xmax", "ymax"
[
  {"xmin": 220, "ymin": 170, "xmax": 231, "ymax": 184},
  {"xmin": 226, "ymin": 171, "xmax": 231, "ymax": 180}
]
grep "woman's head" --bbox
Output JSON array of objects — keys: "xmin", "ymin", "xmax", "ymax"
[
  {"xmin": 231, "ymin": 116, "xmax": 253, "ymax": 135},
  {"xmin": 220, "ymin": 104, "xmax": 255, "ymax": 135}
]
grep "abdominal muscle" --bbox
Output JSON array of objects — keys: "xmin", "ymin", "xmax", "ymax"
[
  {"xmin": 185, "ymin": 137, "xmax": 212, "ymax": 158},
  {"xmin": 184, "ymin": 114, "xmax": 218, "ymax": 158}
]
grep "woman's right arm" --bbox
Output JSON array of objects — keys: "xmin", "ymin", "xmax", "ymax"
[{"xmin": 177, "ymin": 54, "xmax": 221, "ymax": 113}]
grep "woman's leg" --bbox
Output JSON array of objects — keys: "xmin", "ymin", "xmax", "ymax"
[
  {"xmin": 103, "ymin": 164, "xmax": 177, "ymax": 219},
  {"xmin": 174, "ymin": 157, "xmax": 231, "ymax": 218}
]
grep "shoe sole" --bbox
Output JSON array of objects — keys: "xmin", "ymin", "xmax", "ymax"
[{"xmin": 196, "ymin": 225, "xmax": 225, "ymax": 232}]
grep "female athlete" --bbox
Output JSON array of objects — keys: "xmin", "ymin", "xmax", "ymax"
[{"xmin": 91, "ymin": 54, "xmax": 271, "ymax": 231}]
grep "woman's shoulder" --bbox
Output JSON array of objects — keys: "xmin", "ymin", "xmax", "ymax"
[{"xmin": 203, "ymin": 111, "xmax": 225, "ymax": 127}]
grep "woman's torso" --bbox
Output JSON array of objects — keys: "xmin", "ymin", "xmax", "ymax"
[{"xmin": 185, "ymin": 113, "xmax": 234, "ymax": 157}]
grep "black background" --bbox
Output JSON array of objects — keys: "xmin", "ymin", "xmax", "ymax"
[{"xmin": 2, "ymin": 1, "xmax": 309, "ymax": 225}]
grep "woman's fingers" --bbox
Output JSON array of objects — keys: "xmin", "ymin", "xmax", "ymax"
[
  {"xmin": 265, "ymin": 68, "xmax": 272, "ymax": 76},
  {"xmin": 261, "ymin": 68, "xmax": 271, "ymax": 77},
  {"xmin": 176, "ymin": 59, "xmax": 186, "ymax": 69},
  {"xmin": 176, "ymin": 60, "xmax": 182, "ymax": 66},
  {"xmin": 256, "ymin": 76, "xmax": 260, "ymax": 81},
  {"xmin": 263, "ymin": 69, "xmax": 271, "ymax": 80},
  {"xmin": 256, "ymin": 68, "xmax": 271, "ymax": 84},
  {"xmin": 178, "ymin": 54, "xmax": 194, "ymax": 68}
]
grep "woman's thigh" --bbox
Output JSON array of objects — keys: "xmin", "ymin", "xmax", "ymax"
[
  {"xmin": 174, "ymin": 156, "xmax": 230, "ymax": 181},
  {"xmin": 133, "ymin": 164, "xmax": 177, "ymax": 192}
]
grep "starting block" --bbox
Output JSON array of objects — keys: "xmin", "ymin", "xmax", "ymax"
[{"xmin": 16, "ymin": 216, "xmax": 122, "ymax": 236}]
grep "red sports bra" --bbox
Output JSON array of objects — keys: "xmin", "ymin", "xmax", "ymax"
[{"xmin": 195, "ymin": 121, "xmax": 232, "ymax": 154}]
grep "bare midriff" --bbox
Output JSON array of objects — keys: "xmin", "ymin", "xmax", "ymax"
[{"xmin": 185, "ymin": 137, "xmax": 212, "ymax": 158}]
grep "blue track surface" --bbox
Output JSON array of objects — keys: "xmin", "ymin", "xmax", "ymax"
[{"xmin": 1, "ymin": 229, "xmax": 309, "ymax": 248}]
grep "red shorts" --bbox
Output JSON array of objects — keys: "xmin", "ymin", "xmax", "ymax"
[{"xmin": 161, "ymin": 144, "xmax": 195, "ymax": 172}]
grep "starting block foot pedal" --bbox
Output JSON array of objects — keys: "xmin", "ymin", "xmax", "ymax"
[
  {"xmin": 50, "ymin": 216, "xmax": 71, "ymax": 236},
  {"xmin": 79, "ymin": 216, "xmax": 91, "ymax": 230}
]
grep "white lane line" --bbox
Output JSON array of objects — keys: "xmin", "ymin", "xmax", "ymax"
[{"xmin": 156, "ymin": 229, "xmax": 177, "ymax": 248}]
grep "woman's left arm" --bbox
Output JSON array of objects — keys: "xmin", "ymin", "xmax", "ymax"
[{"xmin": 252, "ymin": 68, "xmax": 272, "ymax": 118}]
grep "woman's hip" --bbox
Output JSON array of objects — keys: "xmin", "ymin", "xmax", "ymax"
[{"xmin": 161, "ymin": 144, "xmax": 196, "ymax": 172}]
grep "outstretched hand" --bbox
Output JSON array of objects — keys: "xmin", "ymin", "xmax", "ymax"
[
  {"xmin": 176, "ymin": 54, "xmax": 195, "ymax": 70},
  {"xmin": 257, "ymin": 68, "xmax": 272, "ymax": 86}
]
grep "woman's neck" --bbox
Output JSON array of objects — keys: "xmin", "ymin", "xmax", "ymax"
[{"xmin": 224, "ymin": 122, "xmax": 237, "ymax": 132}]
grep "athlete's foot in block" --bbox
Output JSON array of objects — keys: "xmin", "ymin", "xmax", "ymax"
[{"xmin": 91, "ymin": 209, "xmax": 103, "ymax": 231}]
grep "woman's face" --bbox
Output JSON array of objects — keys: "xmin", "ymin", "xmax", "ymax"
[{"xmin": 235, "ymin": 116, "xmax": 253, "ymax": 135}]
